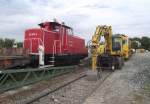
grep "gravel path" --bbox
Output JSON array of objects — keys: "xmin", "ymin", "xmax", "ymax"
[
  {"xmin": 83, "ymin": 52, "xmax": 150, "ymax": 104},
  {"xmin": 32, "ymin": 70, "xmax": 111, "ymax": 104}
]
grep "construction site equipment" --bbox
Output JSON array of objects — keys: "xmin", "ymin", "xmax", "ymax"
[
  {"xmin": 121, "ymin": 34, "xmax": 131, "ymax": 60},
  {"xmin": 87, "ymin": 25, "xmax": 124, "ymax": 80}
]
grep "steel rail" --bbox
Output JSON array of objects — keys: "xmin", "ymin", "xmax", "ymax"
[
  {"xmin": 25, "ymin": 73, "xmax": 86, "ymax": 104},
  {"xmin": 26, "ymin": 70, "xmax": 113, "ymax": 104}
]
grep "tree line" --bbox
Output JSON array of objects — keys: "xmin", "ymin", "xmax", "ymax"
[
  {"xmin": 0, "ymin": 38, "xmax": 23, "ymax": 48},
  {"xmin": 131, "ymin": 36, "xmax": 150, "ymax": 50}
]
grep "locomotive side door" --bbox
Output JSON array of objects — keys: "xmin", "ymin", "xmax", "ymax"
[{"xmin": 63, "ymin": 26, "xmax": 69, "ymax": 53}]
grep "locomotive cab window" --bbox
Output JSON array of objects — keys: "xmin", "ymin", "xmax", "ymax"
[
  {"xmin": 67, "ymin": 28, "xmax": 73, "ymax": 35},
  {"xmin": 51, "ymin": 24, "xmax": 60, "ymax": 32}
]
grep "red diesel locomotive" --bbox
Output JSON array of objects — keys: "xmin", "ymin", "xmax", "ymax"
[{"xmin": 24, "ymin": 21, "xmax": 88, "ymax": 67}]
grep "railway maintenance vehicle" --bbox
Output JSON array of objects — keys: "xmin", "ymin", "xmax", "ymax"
[
  {"xmin": 87, "ymin": 25, "xmax": 125, "ymax": 80},
  {"xmin": 120, "ymin": 34, "xmax": 131, "ymax": 60}
]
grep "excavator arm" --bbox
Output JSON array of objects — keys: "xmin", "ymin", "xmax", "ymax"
[{"xmin": 91, "ymin": 25, "xmax": 112, "ymax": 70}]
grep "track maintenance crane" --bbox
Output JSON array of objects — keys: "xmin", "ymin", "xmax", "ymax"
[
  {"xmin": 121, "ymin": 34, "xmax": 132, "ymax": 60},
  {"xmin": 87, "ymin": 25, "xmax": 124, "ymax": 80}
]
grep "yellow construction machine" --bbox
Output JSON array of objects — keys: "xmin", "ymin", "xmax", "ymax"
[
  {"xmin": 87, "ymin": 25, "xmax": 125, "ymax": 80},
  {"xmin": 91, "ymin": 25, "xmax": 124, "ymax": 70},
  {"xmin": 121, "ymin": 34, "xmax": 131, "ymax": 60}
]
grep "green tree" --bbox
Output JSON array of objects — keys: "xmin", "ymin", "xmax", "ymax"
[
  {"xmin": 131, "ymin": 37, "xmax": 141, "ymax": 42},
  {"xmin": 131, "ymin": 41, "xmax": 139, "ymax": 49},
  {"xmin": 0, "ymin": 38, "xmax": 4, "ymax": 48},
  {"xmin": 141, "ymin": 36, "xmax": 150, "ymax": 50},
  {"xmin": 3, "ymin": 38, "xmax": 15, "ymax": 48},
  {"xmin": 17, "ymin": 42, "xmax": 23, "ymax": 47}
]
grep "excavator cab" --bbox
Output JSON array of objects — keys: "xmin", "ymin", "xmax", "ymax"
[
  {"xmin": 112, "ymin": 37, "xmax": 122, "ymax": 51},
  {"xmin": 113, "ymin": 42, "xmax": 121, "ymax": 51},
  {"xmin": 111, "ymin": 35, "xmax": 123, "ymax": 56},
  {"xmin": 96, "ymin": 35, "xmax": 124, "ymax": 73}
]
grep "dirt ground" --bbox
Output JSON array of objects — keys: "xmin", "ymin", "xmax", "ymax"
[{"xmin": 84, "ymin": 52, "xmax": 150, "ymax": 104}]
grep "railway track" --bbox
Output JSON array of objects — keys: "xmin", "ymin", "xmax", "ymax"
[
  {"xmin": 26, "ymin": 72, "xmax": 86, "ymax": 104},
  {"xmin": 27, "ymin": 70, "xmax": 112, "ymax": 104},
  {"xmin": 0, "ymin": 66, "xmax": 85, "ymax": 103},
  {"xmin": 0, "ymin": 67, "xmax": 112, "ymax": 104}
]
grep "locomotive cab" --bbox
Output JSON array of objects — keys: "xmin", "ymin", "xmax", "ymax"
[{"xmin": 24, "ymin": 21, "xmax": 87, "ymax": 67}]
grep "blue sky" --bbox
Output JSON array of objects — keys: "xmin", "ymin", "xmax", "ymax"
[{"xmin": 0, "ymin": 0, "xmax": 150, "ymax": 42}]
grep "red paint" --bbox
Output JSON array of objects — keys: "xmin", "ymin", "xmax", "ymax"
[{"xmin": 24, "ymin": 21, "xmax": 87, "ymax": 56}]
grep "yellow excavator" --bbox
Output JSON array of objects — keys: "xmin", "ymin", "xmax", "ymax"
[{"xmin": 87, "ymin": 25, "xmax": 124, "ymax": 80}]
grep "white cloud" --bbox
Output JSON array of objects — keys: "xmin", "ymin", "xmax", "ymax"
[{"xmin": 0, "ymin": 0, "xmax": 150, "ymax": 41}]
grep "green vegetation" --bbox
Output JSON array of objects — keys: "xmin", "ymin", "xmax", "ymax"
[
  {"xmin": 0, "ymin": 38, "xmax": 23, "ymax": 48},
  {"xmin": 144, "ymin": 84, "xmax": 150, "ymax": 91},
  {"xmin": 131, "ymin": 41, "xmax": 139, "ymax": 49},
  {"xmin": 131, "ymin": 36, "xmax": 150, "ymax": 50},
  {"xmin": 16, "ymin": 42, "xmax": 23, "ymax": 47},
  {"xmin": 141, "ymin": 37, "xmax": 150, "ymax": 50}
]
